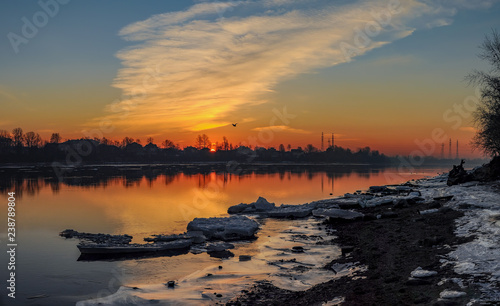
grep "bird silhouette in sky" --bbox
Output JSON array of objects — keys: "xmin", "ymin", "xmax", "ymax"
[{"xmin": 232, "ymin": 123, "xmax": 238, "ymax": 127}]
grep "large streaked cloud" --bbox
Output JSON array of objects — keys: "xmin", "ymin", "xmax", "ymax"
[{"xmin": 94, "ymin": 0, "xmax": 496, "ymax": 133}]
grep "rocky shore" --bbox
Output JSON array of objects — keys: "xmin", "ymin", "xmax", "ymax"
[
  {"xmin": 228, "ymin": 175, "xmax": 500, "ymax": 306},
  {"xmin": 228, "ymin": 194, "xmax": 474, "ymax": 305}
]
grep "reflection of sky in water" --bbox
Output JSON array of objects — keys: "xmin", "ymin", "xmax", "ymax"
[{"xmin": 0, "ymin": 166, "xmax": 449, "ymax": 305}]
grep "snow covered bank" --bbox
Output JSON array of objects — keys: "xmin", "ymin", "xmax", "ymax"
[{"xmin": 416, "ymin": 175, "xmax": 500, "ymax": 303}]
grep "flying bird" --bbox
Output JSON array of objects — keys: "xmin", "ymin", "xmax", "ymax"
[{"xmin": 232, "ymin": 123, "xmax": 238, "ymax": 127}]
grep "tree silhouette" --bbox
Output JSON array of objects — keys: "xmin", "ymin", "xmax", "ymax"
[
  {"xmin": 162, "ymin": 139, "xmax": 176, "ymax": 149},
  {"xmin": 12, "ymin": 127, "xmax": 23, "ymax": 147},
  {"xmin": 100, "ymin": 137, "xmax": 112, "ymax": 145},
  {"xmin": 24, "ymin": 131, "xmax": 42, "ymax": 148},
  {"xmin": 50, "ymin": 133, "xmax": 61, "ymax": 144},
  {"xmin": 0, "ymin": 130, "xmax": 12, "ymax": 148},
  {"xmin": 468, "ymin": 29, "xmax": 500, "ymax": 156},
  {"xmin": 305, "ymin": 144, "xmax": 317, "ymax": 153},
  {"xmin": 195, "ymin": 134, "xmax": 210, "ymax": 149},
  {"xmin": 146, "ymin": 137, "xmax": 154, "ymax": 144},
  {"xmin": 122, "ymin": 137, "xmax": 135, "ymax": 147},
  {"xmin": 222, "ymin": 136, "xmax": 229, "ymax": 151}
]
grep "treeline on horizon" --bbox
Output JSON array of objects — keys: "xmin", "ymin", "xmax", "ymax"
[{"xmin": 0, "ymin": 128, "xmax": 470, "ymax": 165}]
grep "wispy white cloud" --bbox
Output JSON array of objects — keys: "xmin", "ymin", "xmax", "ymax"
[{"xmin": 93, "ymin": 0, "xmax": 495, "ymax": 133}]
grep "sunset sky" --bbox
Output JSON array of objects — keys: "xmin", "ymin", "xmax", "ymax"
[{"xmin": 1, "ymin": 0, "xmax": 500, "ymax": 157}]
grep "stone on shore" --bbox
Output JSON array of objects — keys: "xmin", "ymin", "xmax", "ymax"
[{"xmin": 187, "ymin": 216, "xmax": 259, "ymax": 241}]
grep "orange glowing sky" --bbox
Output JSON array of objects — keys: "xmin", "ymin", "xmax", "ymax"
[{"xmin": 1, "ymin": 0, "xmax": 500, "ymax": 158}]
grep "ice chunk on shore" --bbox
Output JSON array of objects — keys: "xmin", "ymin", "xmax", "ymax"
[
  {"xmin": 311, "ymin": 198, "xmax": 355, "ymax": 209},
  {"xmin": 254, "ymin": 197, "xmax": 275, "ymax": 211},
  {"xmin": 410, "ymin": 267, "xmax": 437, "ymax": 278},
  {"xmin": 227, "ymin": 203, "xmax": 249, "ymax": 214},
  {"xmin": 419, "ymin": 209, "xmax": 439, "ymax": 215},
  {"xmin": 187, "ymin": 216, "xmax": 259, "ymax": 241},
  {"xmin": 229, "ymin": 198, "xmax": 318, "ymax": 218},
  {"xmin": 267, "ymin": 203, "xmax": 317, "ymax": 218},
  {"xmin": 362, "ymin": 197, "xmax": 394, "ymax": 208},
  {"xmin": 439, "ymin": 290, "xmax": 466, "ymax": 299},
  {"xmin": 312, "ymin": 208, "xmax": 364, "ymax": 220},
  {"xmin": 227, "ymin": 197, "xmax": 275, "ymax": 214}
]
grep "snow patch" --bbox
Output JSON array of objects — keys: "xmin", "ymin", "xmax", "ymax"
[
  {"xmin": 410, "ymin": 267, "xmax": 437, "ymax": 278},
  {"xmin": 440, "ymin": 290, "xmax": 466, "ymax": 299}
]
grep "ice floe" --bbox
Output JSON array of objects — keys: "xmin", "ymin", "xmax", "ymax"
[{"xmin": 187, "ymin": 215, "xmax": 259, "ymax": 241}]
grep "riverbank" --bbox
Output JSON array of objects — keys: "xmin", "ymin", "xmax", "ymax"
[
  {"xmin": 75, "ymin": 174, "xmax": 500, "ymax": 305},
  {"xmin": 228, "ymin": 175, "xmax": 500, "ymax": 305}
]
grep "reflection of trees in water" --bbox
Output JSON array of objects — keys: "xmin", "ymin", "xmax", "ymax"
[
  {"xmin": 0, "ymin": 165, "xmax": 395, "ymax": 197},
  {"xmin": 278, "ymin": 169, "xmax": 285, "ymax": 181},
  {"xmin": 0, "ymin": 176, "xmax": 47, "ymax": 198},
  {"xmin": 25, "ymin": 179, "xmax": 41, "ymax": 196},
  {"xmin": 164, "ymin": 174, "xmax": 176, "ymax": 187},
  {"xmin": 49, "ymin": 180, "xmax": 60, "ymax": 194},
  {"xmin": 357, "ymin": 171, "xmax": 371, "ymax": 179}
]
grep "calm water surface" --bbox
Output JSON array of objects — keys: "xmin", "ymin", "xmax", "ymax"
[{"xmin": 0, "ymin": 165, "xmax": 450, "ymax": 305}]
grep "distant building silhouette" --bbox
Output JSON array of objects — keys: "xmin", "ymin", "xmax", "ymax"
[{"xmin": 449, "ymin": 139, "xmax": 452, "ymax": 159}]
